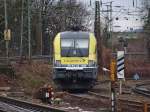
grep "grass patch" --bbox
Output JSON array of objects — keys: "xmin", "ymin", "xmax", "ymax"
[{"xmin": 14, "ymin": 62, "xmax": 53, "ymax": 95}]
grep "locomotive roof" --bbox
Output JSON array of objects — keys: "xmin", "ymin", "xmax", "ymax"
[{"xmin": 60, "ymin": 31, "xmax": 90, "ymax": 39}]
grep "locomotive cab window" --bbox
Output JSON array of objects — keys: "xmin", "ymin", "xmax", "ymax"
[
  {"xmin": 75, "ymin": 39, "xmax": 88, "ymax": 49},
  {"xmin": 61, "ymin": 39, "xmax": 74, "ymax": 48},
  {"xmin": 61, "ymin": 38, "xmax": 89, "ymax": 57}
]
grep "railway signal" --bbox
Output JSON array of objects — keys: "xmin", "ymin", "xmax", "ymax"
[
  {"xmin": 117, "ymin": 51, "xmax": 125, "ymax": 79},
  {"xmin": 4, "ymin": 29, "xmax": 11, "ymax": 41},
  {"xmin": 37, "ymin": 85, "xmax": 54, "ymax": 104},
  {"xmin": 117, "ymin": 51, "xmax": 125, "ymax": 94}
]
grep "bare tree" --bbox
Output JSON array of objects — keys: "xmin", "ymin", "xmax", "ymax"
[
  {"xmin": 143, "ymin": 0, "xmax": 150, "ymax": 60},
  {"xmin": 32, "ymin": 0, "xmax": 89, "ymax": 55},
  {"xmin": 0, "ymin": 0, "xmax": 89, "ymax": 57}
]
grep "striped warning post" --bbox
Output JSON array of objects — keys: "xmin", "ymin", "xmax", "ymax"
[{"xmin": 117, "ymin": 51, "xmax": 125, "ymax": 79}]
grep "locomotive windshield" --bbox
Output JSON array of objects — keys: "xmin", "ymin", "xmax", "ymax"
[
  {"xmin": 61, "ymin": 38, "xmax": 89, "ymax": 57},
  {"xmin": 61, "ymin": 39, "xmax": 74, "ymax": 48},
  {"xmin": 76, "ymin": 39, "xmax": 88, "ymax": 48}
]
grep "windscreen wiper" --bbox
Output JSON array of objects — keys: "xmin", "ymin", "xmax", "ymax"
[
  {"xmin": 66, "ymin": 42, "xmax": 74, "ymax": 57},
  {"xmin": 75, "ymin": 42, "xmax": 84, "ymax": 57}
]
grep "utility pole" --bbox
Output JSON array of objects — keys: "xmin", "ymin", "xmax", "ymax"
[
  {"xmin": 4, "ymin": 0, "xmax": 9, "ymax": 64},
  {"xmin": 94, "ymin": 1, "xmax": 103, "ymax": 79},
  {"xmin": 20, "ymin": 0, "xmax": 24, "ymax": 61},
  {"xmin": 28, "ymin": 0, "xmax": 31, "ymax": 61},
  {"xmin": 109, "ymin": 2, "xmax": 113, "ymax": 51},
  {"xmin": 39, "ymin": 10, "xmax": 42, "ymax": 55},
  {"xmin": 105, "ymin": 4, "xmax": 110, "ymax": 47},
  {"xmin": 19, "ymin": 0, "xmax": 32, "ymax": 62},
  {"xmin": 146, "ymin": 8, "xmax": 150, "ymax": 60},
  {"xmin": 102, "ymin": 1, "xmax": 113, "ymax": 49}
]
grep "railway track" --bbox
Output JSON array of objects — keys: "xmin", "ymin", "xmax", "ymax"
[
  {"xmin": 64, "ymin": 91, "xmax": 110, "ymax": 111},
  {"xmin": 66, "ymin": 91, "xmax": 110, "ymax": 101},
  {"xmin": 0, "ymin": 96, "xmax": 66, "ymax": 112},
  {"xmin": 133, "ymin": 82, "xmax": 150, "ymax": 97},
  {"xmin": 88, "ymin": 91, "xmax": 110, "ymax": 99},
  {"xmin": 118, "ymin": 98, "xmax": 150, "ymax": 112},
  {"xmin": 56, "ymin": 81, "xmax": 150, "ymax": 112},
  {"xmin": 89, "ymin": 91, "xmax": 150, "ymax": 112}
]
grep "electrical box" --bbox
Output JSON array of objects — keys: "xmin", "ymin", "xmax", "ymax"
[{"xmin": 110, "ymin": 59, "xmax": 116, "ymax": 82}]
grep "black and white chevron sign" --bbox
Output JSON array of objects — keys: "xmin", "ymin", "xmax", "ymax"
[{"xmin": 117, "ymin": 51, "xmax": 125, "ymax": 79}]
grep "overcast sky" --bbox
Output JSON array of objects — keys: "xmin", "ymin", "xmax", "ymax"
[{"xmin": 80, "ymin": 0, "xmax": 147, "ymax": 32}]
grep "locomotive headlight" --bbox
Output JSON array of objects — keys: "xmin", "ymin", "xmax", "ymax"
[
  {"xmin": 81, "ymin": 64, "xmax": 86, "ymax": 67},
  {"xmin": 88, "ymin": 60, "xmax": 95, "ymax": 66},
  {"xmin": 55, "ymin": 60, "xmax": 61, "ymax": 66}
]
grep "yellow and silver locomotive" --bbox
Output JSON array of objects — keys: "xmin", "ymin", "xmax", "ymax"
[{"xmin": 53, "ymin": 31, "xmax": 97, "ymax": 90}]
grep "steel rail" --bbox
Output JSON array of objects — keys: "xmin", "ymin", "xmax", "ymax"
[
  {"xmin": 0, "ymin": 101, "xmax": 32, "ymax": 112},
  {"xmin": 88, "ymin": 91, "xmax": 150, "ymax": 112},
  {"xmin": 88, "ymin": 91, "xmax": 110, "ymax": 99},
  {"xmin": 0, "ymin": 96, "xmax": 66, "ymax": 112},
  {"xmin": 132, "ymin": 82, "xmax": 150, "ymax": 97}
]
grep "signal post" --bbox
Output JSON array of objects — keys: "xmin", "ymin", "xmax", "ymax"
[{"xmin": 110, "ymin": 59, "xmax": 116, "ymax": 112}]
